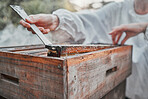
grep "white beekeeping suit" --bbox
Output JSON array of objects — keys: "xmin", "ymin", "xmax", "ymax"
[{"xmin": 51, "ymin": 0, "xmax": 148, "ymax": 98}]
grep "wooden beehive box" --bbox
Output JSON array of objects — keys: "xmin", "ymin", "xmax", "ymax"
[{"xmin": 0, "ymin": 44, "xmax": 132, "ymax": 99}]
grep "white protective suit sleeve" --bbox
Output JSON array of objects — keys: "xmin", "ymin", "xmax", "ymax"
[{"xmin": 51, "ymin": 2, "xmax": 123, "ymax": 44}]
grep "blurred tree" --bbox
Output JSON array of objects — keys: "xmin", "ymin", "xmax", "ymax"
[
  {"xmin": 64, "ymin": 0, "xmax": 76, "ymax": 11},
  {"xmin": 0, "ymin": 0, "xmax": 75, "ymax": 30}
]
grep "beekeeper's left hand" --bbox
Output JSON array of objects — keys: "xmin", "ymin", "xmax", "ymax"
[{"xmin": 109, "ymin": 23, "xmax": 148, "ymax": 45}]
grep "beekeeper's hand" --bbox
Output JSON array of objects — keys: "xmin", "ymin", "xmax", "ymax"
[
  {"xmin": 20, "ymin": 14, "xmax": 59, "ymax": 34},
  {"xmin": 109, "ymin": 23, "xmax": 148, "ymax": 45}
]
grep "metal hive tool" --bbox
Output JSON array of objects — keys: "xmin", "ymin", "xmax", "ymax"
[{"xmin": 10, "ymin": 5, "xmax": 117, "ymax": 57}]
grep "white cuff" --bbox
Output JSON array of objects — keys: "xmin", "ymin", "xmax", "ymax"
[
  {"xmin": 52, "ymin": 14, "xmax": 63, "ymax": 30},
  {"xmin": 144, "ymin": 26, "xmax": 148, "ymax": 41},
  {"xmin": 52, "ymin": 9, "xmax": 67, "ymax": 31}
]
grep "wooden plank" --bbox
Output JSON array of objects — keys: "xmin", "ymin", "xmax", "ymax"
[
  {"xmin": 66, "ymin": 45, "xmax": 132, "ymax": 99},
  {"xmin": 0, "ymin": 51, "xmax": 65, "ymax": 99}
]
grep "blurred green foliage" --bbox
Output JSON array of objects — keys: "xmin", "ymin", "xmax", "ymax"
[{"xmin": 0, "ymin": 0, "xmax": 75, "ymax": 30}]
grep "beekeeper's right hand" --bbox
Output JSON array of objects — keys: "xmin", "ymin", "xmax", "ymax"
[{"xmin": 20, "ymin": 14, "xmax": 59, "ymax": 34}]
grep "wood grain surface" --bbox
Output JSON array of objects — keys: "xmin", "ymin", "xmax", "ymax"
[
  {"xmin": 0, "ymin": 44, "xmax": 132, "ymax": 99},
  {"xmin": 66, "ymin": 46, "xmax": 132, "ymax": 99}
]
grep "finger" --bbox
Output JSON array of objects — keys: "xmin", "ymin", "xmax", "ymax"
[
  {"xmin": 38, "ymin": 27, "xmax": 44, "ymax": 32},
  {"xmin": 121, "ymin": 36, "xmax": 129, "ymax": 45},
  {"xmin": 34, "ymin": 27, "xmax": 50, "ymax": 34},
  {"xmin": 115, "ymin": 32, "xmax": 123, "ymax": 44},
  {"xmin": 27, "ymin": 26, "xmax": 50, "ymax": 34},
  {"xmin": 43, "ymin": 29, "xmax": 50, "ymax": 34},
  {"xmin": 26, "ymin": 28, "xmax": 35, "ymax": 34},
  {"xmin": 27, "ymin": 28, "xmax": 32, "ymax": 31},
  {"xmin": 109, "ymin": 31, "xmax": 117, "ymax": 44},
  {"xmin": 20, "ymin": 20, "xmax": 31, "ymax": 28},
  {"xmin": 28, "ymin": 27, "xmax": 44, "ymax": 34},
  {"xmin": 32, "ymin": 31, "xmax": 36, "ymax": 34},
  {"xmin": 27, "ymin": 27, "xmax": 44, "ymax": 32},
  {"xmin": 109, "ymin": 30, "xmax": 116, "ymax": 35},
  {"xmin": 110, "ymin": 25, "xmax": 126, "ymax": 35},
  {"xmin": 38, "ymin": 27, "xmax": 49, "ymax": 34},
  {"xmin": 111, "ymin": 33, "xmax": 117, "ymax": 45},
  {"xmin": 109, "ymin": 29, "xmax": 119, "ymax": 35},
  {"xmin": 109, "ymin": 32, "xmax": 114, "ymax": 35}
]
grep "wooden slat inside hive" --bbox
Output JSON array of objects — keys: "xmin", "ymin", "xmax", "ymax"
[
  {"xmin": 0, "ymin": 44, "xmax": 117, "ymax": 57},
  {"xmin": 46, "ymin": 44, "xmax": 116, "ymax": 57},
  {"xmin": 0, "ymin": 44, "xmax": 44, "ymax": 52}
]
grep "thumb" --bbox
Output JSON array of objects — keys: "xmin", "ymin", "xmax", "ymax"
[{"xmin": 26, "ymin": 15, "xmax": 38, "ymax": 24}]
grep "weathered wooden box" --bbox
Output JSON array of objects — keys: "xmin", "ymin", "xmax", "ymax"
[{"xmin": 0, "ymin": 44, "xmax": 132, "ymax": 99}]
